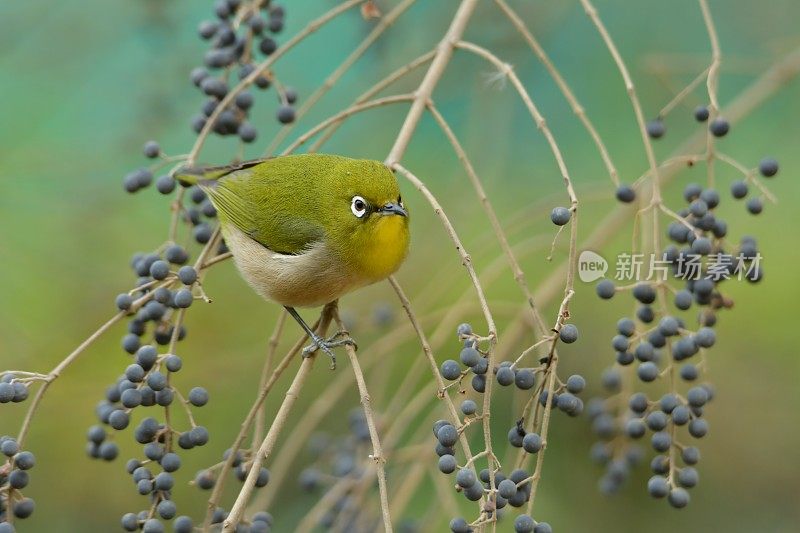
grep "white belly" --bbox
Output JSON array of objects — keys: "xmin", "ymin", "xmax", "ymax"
[{"xmin": 222, "ymin": 225, "xmax": 365, "ymax": 308}]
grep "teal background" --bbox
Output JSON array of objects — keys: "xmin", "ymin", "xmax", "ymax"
[{"xmin": 1, "ymin": 1, "xmax": 799, "ymax": 531}]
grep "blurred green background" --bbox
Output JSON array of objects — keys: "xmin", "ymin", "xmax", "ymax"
[{"xmin": 1, "ymin": 0, "xmax": 799, "ymax": 531}]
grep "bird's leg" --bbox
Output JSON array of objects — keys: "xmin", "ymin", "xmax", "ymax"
[
  {"xmin": 284, "ymin": 307, "xmax": 356, "ymax": 370},
  {"xmin": 284, "ymin": 307, "xmax": 335, "ymax": 368}
]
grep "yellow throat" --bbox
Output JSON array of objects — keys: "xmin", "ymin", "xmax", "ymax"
[{"xmin": 353, "ymin": 214, "xmax": 410, "ymax": 282}]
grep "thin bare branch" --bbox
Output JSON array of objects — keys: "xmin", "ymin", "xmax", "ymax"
[
  {"xmin": 332, "ymin": 310, "xmax": 393, "ymax": 533},
  {"xmin": 385, "ymin": 0, "xmax": 480, "ymax": 166},
  {"xmin": 252, "ymin": 311, "xmax": 287, "ymax": 450},
  {"xmin": 222, "ymin": 304, "xmax": 336, "ymax": 532},
  {"xmin": 392, "ymin": 164, "xmax": 496, "ymax": 337},
  {"xmin": 579, "ymin": 0, "xmax": 662, "ymax": 207},
  {"xmin": 282, "ymin": 94, "xmax": 415, "ymax": 154},
  {"xmin": 309, "ymin": 50, "xmax": 436, "ymax": 153},
  {"xmin": 265, "ymin": 0, "xmax": 418, "ymax": 155},
  {"xmin": 17, "ymin": 312, "xmax": 126, "ymax": 446},
  {"xmin": 494, "ymin": 0, "xmax": 621, "ymax": 187},
  {"xmin": 453, "ymin": 40, "xmax": 578, "ymax": 206},
  {"xmin": 426, "ymin": 102, "xmax": 548, "ymax": 336},
  {"xmin": 658, "ymin": 67, "xmax": 711, "ymax": 117}
]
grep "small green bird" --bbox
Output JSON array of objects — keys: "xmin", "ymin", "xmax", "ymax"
[{"xmin": 177, "ymin": 154, "xmax": 410, "ymax": 366}]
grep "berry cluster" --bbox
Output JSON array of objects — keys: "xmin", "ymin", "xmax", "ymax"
[
  {"xmin": 122, "ymin": 4, "xmax": 298, "ymax": 196},
  {"xmin": 0, "ymin": 437, "xmax": 36, "ymax": 531},
  {"xmin": 90, "ymin": 342, "xmax": 211, "ymax": 531},
  {"xmin": 1, "ymin": 135, "xmax": 228, "ymax": 530},
  {"xmin": 117, "ymin": 252, "xmax": 198, "ymax": 352},
  {"xmin": 81, "ymin": 238, "xmax": 226, "ymax": 531},
  {"xmin": 0, "ymin": 375, "xmax": 29, "ymax": 406},
  {"xmin": 587, "ymin": 103, "xmax": 777, "ymax": 507},
  {"xmin": 436, "ymin": 323, "xmax": 582, "ymax": 531},
  {"xmin": 646, "ymin": 102, "xmax": 778, "ymax": 219},
  {"xmin": 434, "ymin": 416, "xmax": 549, "ymax": 531},
  {"xmin": 190, "ymin": 0, "xmax": 296, "ymax": 144}
]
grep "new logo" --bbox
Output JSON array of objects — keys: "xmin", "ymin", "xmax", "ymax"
[{"xmin": 578, "ymin": 250, "xmax": 608, "ymax": 282}]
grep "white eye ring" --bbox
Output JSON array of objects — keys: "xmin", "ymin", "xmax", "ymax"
[{"xmin": 351, "ymin": 196, "xmax": 368, "ymax": 218}]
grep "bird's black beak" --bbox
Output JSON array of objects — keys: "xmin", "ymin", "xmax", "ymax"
[{"xmin": 379, "ymin": 203, "xmax": 408, "ymax": 217}]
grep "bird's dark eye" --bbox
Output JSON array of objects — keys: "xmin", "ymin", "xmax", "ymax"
[
  {"xmin": 351, "ymin": 195, "xmax": 368, "ymax": 218},
  {"xmin": 398, "ymin": 195, "xmax": 403, "ymax": 208}
]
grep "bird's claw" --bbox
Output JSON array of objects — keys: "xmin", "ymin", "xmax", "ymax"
[
  {"xmin": 302, "ymin": 331, "xmax": 358, "ymax": 370},
  {"xmin": 327, "ymin": 330, "xmax": 358, "ymax": 351}
]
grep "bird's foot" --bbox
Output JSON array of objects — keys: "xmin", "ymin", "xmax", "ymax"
[{"xmin": 302, "ymin": 330, "xmax": 358, "ymax": 370}]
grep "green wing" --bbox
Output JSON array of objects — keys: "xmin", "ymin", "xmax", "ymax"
[{"xmin": 176, "ymin": 156, "xmax": 333, "ymax": 255}]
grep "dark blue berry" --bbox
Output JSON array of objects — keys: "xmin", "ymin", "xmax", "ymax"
[
  {"xmin": 693, "ymin": 106, "xmax": 709, "ymax": 122},
  {"xmin": 709, "ymin": 118, "xmax": 729, "ymax": 137},
  {"xmin": 550, "ymin": 207, "xmax": 571, "ymax": 226},
  {"xmin": 758, "ymin": 157, "xmax": 778, "ymax": 177},
  {"xmin": 646, "ymin": 119, "xmax": 665, "ymax": 138}
]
